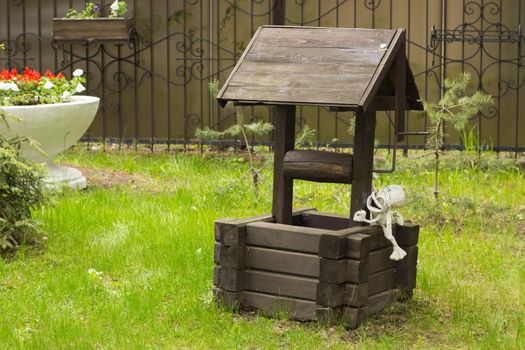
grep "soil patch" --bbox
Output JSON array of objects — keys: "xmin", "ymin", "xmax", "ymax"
[{"xmin": 73, "ymin": 166, "xmax": 152, "ymax": 189}]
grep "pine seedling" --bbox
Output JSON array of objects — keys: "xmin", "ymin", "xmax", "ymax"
[
  {"xmin": 195, "ymin": 79, "xmax": 274, "ymax": 192},
  {"xmin": 421, "ymin": 73, "xmax": 493, "ymax": 199}
]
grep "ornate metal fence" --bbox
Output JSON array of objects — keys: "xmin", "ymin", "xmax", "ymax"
[{"xmin": 1, "ymin": 0, "xmax": 524, "ymax": 151}]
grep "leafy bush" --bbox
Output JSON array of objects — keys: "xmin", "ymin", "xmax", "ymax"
[{"xmin": 0, "ymin": 111, "xmax": 47, "ymax": 252}]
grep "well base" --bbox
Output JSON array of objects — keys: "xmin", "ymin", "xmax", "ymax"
[{"xmin": 213, "ymin": 209, "xmax": 419, "ymax": 328}]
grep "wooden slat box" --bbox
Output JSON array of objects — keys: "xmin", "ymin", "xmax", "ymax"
[
  {"xmin": 213, "ymin": 209, "xmax": 419, "ymax": 328},
  {"xmin": 52, "ymin": 18, "xmax": 134, "ymax": 45}
]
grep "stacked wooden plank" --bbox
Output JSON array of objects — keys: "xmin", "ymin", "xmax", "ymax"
[{"xmin": 213, "ymin": 210, "xmax": 419, "ymax": 328}]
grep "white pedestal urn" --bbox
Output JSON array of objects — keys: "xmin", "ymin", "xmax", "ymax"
[{"xmin": 0, "ymin": 96, "xmax": 100, "ymax": 189}]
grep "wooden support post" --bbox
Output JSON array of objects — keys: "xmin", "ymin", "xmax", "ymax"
[
  {"xmin": 272, "ymin": 0, "xmax": 286, "ymax": 25},
  {"xmin": 394, "ymin": 30, "xmax": 407, "ymax": 142},
  {"xmin": 272, "ymin": 105, "xmax": 296, "ymax": 224},
  {"xmin": 350, "ymin": 109, "xmax": 377, "ymax": 223}
]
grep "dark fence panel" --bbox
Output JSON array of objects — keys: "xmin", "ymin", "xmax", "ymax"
[{"xmin": 1, "ymin": 0, "xmax": 524, "ymax": 151}]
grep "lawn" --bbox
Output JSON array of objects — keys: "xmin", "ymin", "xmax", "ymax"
[{"xmin": 0, "ymin": 146, "xmax": 524, "ymax": 349}]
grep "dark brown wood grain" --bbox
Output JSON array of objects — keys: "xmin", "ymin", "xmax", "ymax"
[
  {"xmin": 283, "ymin": 150, "xmax": 353, "ymax": 184},
  {"xmin": 246, "ymin": 221, "xmax": 331, "ymax": 254},
  {"xmin": 317, "ymin": 282, "xmax": 369, "ymax": 308},
  {"xmin": 213, "ymin": 288, "xmax": 243, "ymax": 309},
  {"xmin": 223, "ymin": 85, "xmax": 363, "ymax": 108},
  {"xmin": 395, "ymin": 246, "xmax": 418, "ymax": 271},
  {"xmin": 318, "ymin": 228, "xmax": 374, "ymax": 260},
  {"xmin": 217, "ymin": 26, "xmax": 421, "ymax": 110},
  {"xmin": 350, "ymin": 109, "xmax": 377, "ymax": 223},
  {"xmin": 315, "ymin": 307, "xmax": 340, "ymax": 325},
  {"xmin": 366, "ymin": 289, "xmax": 399, "ymax": 316},
  {"xmin": 301, "ymin": 211, "xmax": 351, "ymax": 230},
  {"xmin": 214, "ymin": 243, "xmax": 220, "ymax": 264},
  {"xmin": 369, "ymin": 247, "xmax": 396, "ymax": 273},
  {"xmin": 243, "ymin": 291, "xmax": 317, "ymax": 321},
  {"xmin": 272, "ymin": 105, "xmax": 296, "ymax": 224},
  {"xmin": 341, "ymin": 307, "xmax": 368, "ymax": 329},
  {"xmin": 318, "ymin": 231, "xmax": 350, "ymax": 260},
  {"xmin": 213, "ymin": 265, "xmax": 219, "ymax": 286},
  {"xmin": 319, "ymin": 258, "xmax": 369, "ymax": 284},
  {"xmin": 396, "ymin": 223, "xmax": 420, "ymax": 246},
  {"xmin": 255, "ymin": 26, "xmax": 395, "ymax": 49},
  {"xmin": 218, "ymin": 245, "xmax": 246, "ymax": 269},
  {"xmin": 235, "ymin": 61, "xmax": 377, "ymax": 77},
  {"xmin": 245, "ymin": 247, "xmax": 319, "ymax": 277},
  {"xmin": 391, "ymin": 32, "xmax": 407, "ymax": 141},
  {"xmin": 395, "ymin": 268, "xmax": 417, "ymax": 290},
  {"xmin": 345, "ymin": 224, "xmax": 418, "ymax": 251},
  {"xmin": 217, "ymin": 268, "xmax": 245, "ymax": 292},
  {"xmin": 368, "ymin": 268, "xmax": 396, "ymax": 295},
  {"xmin": 212, "ymin": 25, "xmax": 421, "ymax": 325},
  {"xmin": 359, "ymin": 29, "xmax": 404, "ymax": 109},
  {"xmin": 214, "ymin": 208, "xmax": 315, "ymax": 243},
  {"xmin": 244, "ymin": 270, "xmax": 317, "ymax": 300},
  {"xmin": 217, "ymin": 26, "xmax": 264, "ymax": 107}
]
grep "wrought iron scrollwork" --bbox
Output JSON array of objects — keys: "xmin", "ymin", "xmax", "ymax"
[{"xmin": 425, "ymin": 0, "xmax": 524, "ymax": 122}]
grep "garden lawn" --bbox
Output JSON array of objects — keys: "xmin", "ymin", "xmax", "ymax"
[{"xmin": 0, "ymin": 147, "xmax": 524, "ymax": 349}]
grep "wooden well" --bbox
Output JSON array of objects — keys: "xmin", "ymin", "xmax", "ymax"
[{"xmin": 213, "ymin": 26, "xmax": 422, "ymax": 328}]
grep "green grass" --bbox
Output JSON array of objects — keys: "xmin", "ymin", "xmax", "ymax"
[{"xmin": 0, "ymin": 146, "xmax": 524, "ymax": 349}]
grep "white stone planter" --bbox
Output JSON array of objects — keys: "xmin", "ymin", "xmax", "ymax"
[{"xmin": 0, "ymin": 96, "xmax": 100, "ymax": 189}]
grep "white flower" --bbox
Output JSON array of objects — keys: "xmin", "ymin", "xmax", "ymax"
[
  {"xmin": 195, "ymin": 248, "xmax": 202, "ymax": 256},
  {"xmin": 0, "ymin": 82, "xmax": 19, "ymax": 92},
  {"xmin": 75, "ymin": 83, "xmax": 86, "ymax": 93},
  {"xmin": 61, "ymin": 91, "xmax": 72, "ymax": 100},
  {"xmin": 87, "ymin": 268, "xmax": 103, "ymax": 277},
  {"xmin": 110, "ymin": 0, "xmax": 119, "ymax": 11},
  {"xmin": 72, "ymin": 68, "xmax": 84, "ymax": 77},
  {"xmin": 43, "ymin": 81, "xmax": 55, "ymax": 89}
]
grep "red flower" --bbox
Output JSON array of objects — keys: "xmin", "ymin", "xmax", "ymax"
[
  {"xmin": 19, "ymin": 67, "xmax": 42, "ymax": 83},
  {"xmin": 0, "ymin": 68, "xmax": 12, "ymax": 80},
  {"xmin": 45, "ymin": 70, "xmax": 55, "ymax": 79},
  {"xmin": 56, "ymin": 72, "xmax": 65, "ymax": 79}
]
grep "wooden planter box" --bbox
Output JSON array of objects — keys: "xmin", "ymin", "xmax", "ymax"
[
  {"xmin": 213, "ymin": 209, "xmax": 419, "ymax": 328},
  {"xmin": 52, "ymin": 18, "xmax": 134, "ymax": 45}
]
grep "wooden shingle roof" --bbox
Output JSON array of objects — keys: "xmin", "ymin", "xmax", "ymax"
[{"xmin": 217, "ymin": 26, "xmax": 421, "ymax": 111}]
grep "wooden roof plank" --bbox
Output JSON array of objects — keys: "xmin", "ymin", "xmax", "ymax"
[
  {"xmin": 358, "ymin": 29, "xmax": 404, "ymax": 110},
  {"xmin": 218, "ymin": 26, "xmax": 421, "ymax": 110},
  {"xmin": 217, "ymin": 26, "xmax": 264, "ymax": 107}
]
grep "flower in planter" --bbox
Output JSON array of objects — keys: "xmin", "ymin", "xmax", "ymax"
[
  {"xmin": 110, "ymin": 1, "xmax": 128, "ymax": 18},
  {"xmin": 0, "ymin": 82, "xmax": 19, "ymax": 92},
  {"xmin": 65, "ymin": 2, "xmax": 100, "ymax": 19},
  {"xmin": 0, "ymin": 67, "xmax": 87, "ymax": 106},
  {"xmin": 64, "ymin": 1, "xmax": 126, "ymax": 19},
  {"xmin": 73, "ymin": 69, "xmax": 84, "ymax": 77},
  {"xmin": 42, "ymin": 81, "xmax": 55, "ymax": 90}
]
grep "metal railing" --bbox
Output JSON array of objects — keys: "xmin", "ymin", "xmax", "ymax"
[{"xmin": 1, "ymin": 0, "xmax": 524, "ymax": 152}]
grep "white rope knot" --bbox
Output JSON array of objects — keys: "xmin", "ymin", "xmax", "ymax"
[{"xmin": 353, "ymin": 185, "xmax": 407, "ymax": 261}]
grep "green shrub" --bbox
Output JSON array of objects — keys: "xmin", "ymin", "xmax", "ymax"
[{"xmin": 0, "ymin": 111, "xmax": 48, "ymax": 253}]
